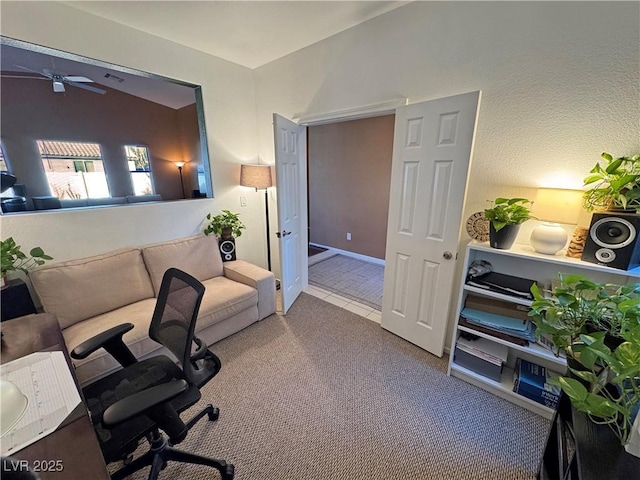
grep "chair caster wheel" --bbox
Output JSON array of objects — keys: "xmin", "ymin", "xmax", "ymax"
[
  {"xmin": 222, "ymin": 463, "xmax": 234, "ymax": 480},
  {"xmin": 208, "ymin": 406, "xmax": 220, "ymax": 421}
]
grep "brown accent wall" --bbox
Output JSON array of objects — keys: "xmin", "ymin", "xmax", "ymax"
[
  {"xmin": 0, "ymin": 76, "xmax": 199, "ymax": 201},
  {"xmin": 308, "ymin": 114, "xmax": 394, "ymax": 259},
  {"xmin": 177, "ymin": 103, "xmax": 201, "ymax": 196}
]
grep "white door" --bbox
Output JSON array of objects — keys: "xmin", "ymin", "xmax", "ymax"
[
  {"xmin": 273, "ymin": 113, "xmax": 308, "ymax": 314},
  {"xmin": 381, "ymin": 91, "xmax": 481, "ymax": 356}
]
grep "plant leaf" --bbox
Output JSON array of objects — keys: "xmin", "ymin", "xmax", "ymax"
[
  {"xmin": 556, "ymin": 376, "xmax": 589, "ymax": 401},
  {"xmin": 583, "ymin": 174, "xmax": 602, "ymax": 185},
  {"xmin": 605, "ymin": 158, "xmax": 624, "ymax": 174}
]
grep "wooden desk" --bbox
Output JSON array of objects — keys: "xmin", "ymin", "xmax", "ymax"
[
  {"xmin": 1, "ymin": 314, "xmax": 110, "ymax": 479},
  {"xmin": 538, "ymin": 393, "xmax": 640, "ymax": 480}
]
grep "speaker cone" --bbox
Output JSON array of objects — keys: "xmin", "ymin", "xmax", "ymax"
[
  {"xmin": 590, "ymin": 217, "xmax": 636, "ymax": 249},
  {"xmin": 220, "ymin": 240, "xmax": 235, "ymax": 254}
]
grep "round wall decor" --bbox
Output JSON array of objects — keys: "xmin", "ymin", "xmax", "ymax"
[{"xmin": 466, "ymin": 211, "xmax": 489, "ymax": 242}]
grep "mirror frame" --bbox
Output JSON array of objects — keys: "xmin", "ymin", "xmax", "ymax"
[{"xmin": 0, "ymin": 35, "xmax": 214, "ymax": 211}]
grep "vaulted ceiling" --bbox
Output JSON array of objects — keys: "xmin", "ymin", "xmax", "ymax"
[
  {"xmin": 63, "ymin": 1, "xmax": 408, "ymax": 69},
  {"xmin": 1, "ymin": 2, "xmax": 408, "ymax": 108}
]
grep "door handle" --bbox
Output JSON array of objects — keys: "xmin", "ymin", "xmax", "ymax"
[
  {"xmin": 443, "ymin": 251, "xmax": 453, "ymax": 260},
  {"xmin": 276, "ymin": 231, "xmax": 291, "ymax": 238}
]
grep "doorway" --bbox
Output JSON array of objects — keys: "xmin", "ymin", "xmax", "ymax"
[
  {"xmin": 277, "ymin": 92, "xmax": 480, "ymax": 357},
  {"xmin": 305, "ymin": 114, "xmax": 395, "ymax": 319}
]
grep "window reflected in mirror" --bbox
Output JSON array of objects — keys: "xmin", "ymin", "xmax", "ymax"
[{"xmin": 38, "ymin": 140, "xmax": 109, "ymax": 199}]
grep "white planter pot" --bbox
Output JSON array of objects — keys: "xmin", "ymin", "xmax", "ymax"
[{"xmin": 626, "ymin": 409, "xmax": 640, "ymax": 458}]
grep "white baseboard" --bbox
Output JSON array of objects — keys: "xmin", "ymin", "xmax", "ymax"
[{"xmin": 309, "ymin": 243, "xmax": 385, "ymax": 266}]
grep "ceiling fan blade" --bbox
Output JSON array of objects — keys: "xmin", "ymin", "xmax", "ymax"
[
  {"xmin": 14, "ymin": 64, "xmax": 49, "ymax": 77},
  {"xmin": 63, "ymin": 76, "xmax": 94, "ymax": 83},
  {"xmin": 65, "ymin": 80, "xmax": 106, "ymax": 95},
  {"xmin": 0, "ymin": 74, "xmax": 48, "ymax": 80}
]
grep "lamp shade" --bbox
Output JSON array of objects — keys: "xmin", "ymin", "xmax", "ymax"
[
  {"xmin": 240, "ymin": 164, "xmax": 272, "ymax": 189},
  {"xmin": 532, "ymin": 188, "xmax": 583, "ymax": 224}
]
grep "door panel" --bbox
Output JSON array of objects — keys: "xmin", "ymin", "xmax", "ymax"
[
  {"xmin": 274, "ymin": 114, "xmax": 307, "ymax": 314},
  {"xmin": 381, "ymin": 91, "xmax": 481, "ymax": 356}
]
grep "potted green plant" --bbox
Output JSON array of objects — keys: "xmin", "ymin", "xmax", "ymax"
[
  {"xmin": 529, "ymin": 274, "xmax": 640, "ymax": 357},
  {"xmin": 550, "ymin": 325, "xmax": 640, "ymax": 448},
  {"xmin": 529, "ymin": 274, "xmax": 640, "ymax": 448},
  {"xmin": 1, "ymin": 237, "xmax": 53, "ymax": 287},
  {"xmin": 483, "ymin": 197, "xmax": 534, "ymax": 249},
  {"xmin": 583, "ymin": 152, "xmax": 640, "ymax": 213},
  {"xmin": 204, "ymin": 210, "xmax": 246, "ymax": 239}
]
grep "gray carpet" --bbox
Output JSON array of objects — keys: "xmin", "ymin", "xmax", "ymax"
[
  {"xmin": 117, "ymin": 293, "xmax": 549, "ymax": 480},
  {"xmin": 308, "ymin": 254, "xmax": 384, "ymax": 310}
]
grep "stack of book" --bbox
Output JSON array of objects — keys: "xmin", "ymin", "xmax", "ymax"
[
  {"xmin": 454, "ymin": 334, "xmax": 509, "ymax": 382},
  {"xmin": 513, "ymin": 358, "xmax": 561, "ymax": 409},
  {"xmin": 460, "ymin": 305, "xmax": 536, "ymax": 344}
]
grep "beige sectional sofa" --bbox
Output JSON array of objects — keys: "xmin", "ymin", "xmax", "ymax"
[{"xmin": 29, "ymin": 234, "xmax": 276, "ymax": 385}]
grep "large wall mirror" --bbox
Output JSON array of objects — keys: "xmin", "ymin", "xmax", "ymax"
[{"xmin": 0, "ymin": 36, "xmax": 213, "ymax": 214}]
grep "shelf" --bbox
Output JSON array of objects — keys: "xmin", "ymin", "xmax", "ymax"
[
  {"xmin": 450, "ymin": 363, "xmax": 555, "ymax": 419},
  {"xmin": 469, "ymin": 241, "xmax": 640, "ymax": 278},
  {"xmin": 457, "ymin": 325, "xmax": 567, "ymax": 368},
  {"xmin": 463, "ymin": 284, "xmax": 533, "ymax": 306},
  {"xmin": 449, "ymin": 240, "xmax": 637, "ymax": 422}
]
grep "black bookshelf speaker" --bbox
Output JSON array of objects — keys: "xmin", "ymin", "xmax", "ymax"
[
  {"xmin": 218, "ymin": 237, "xmax": 236, "ymax": 262},
  {"xmin": 581, "ymin": 212, "xmax": 640, "ymax": 270}
]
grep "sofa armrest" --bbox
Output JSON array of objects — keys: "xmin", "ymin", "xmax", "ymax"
[{"xmin": 223, "ymin": 260, "xmax": 276, "ymax": 320}]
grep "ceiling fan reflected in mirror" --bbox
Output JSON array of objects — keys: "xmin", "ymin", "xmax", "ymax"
[{"xmin": 1, "ymin": 65, "xmax": 107, "ymax": 95}]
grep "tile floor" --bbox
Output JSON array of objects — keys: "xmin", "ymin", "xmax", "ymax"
[{"xmin": 303, "ymin": 284, "xmax": 382, "ymax": 323}]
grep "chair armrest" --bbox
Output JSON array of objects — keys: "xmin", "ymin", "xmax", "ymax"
[
  {"xmin": 70, "ymin": 322, "xmax": 137, "ymax": 367},
  {"xmin": 223, "ymin": 260, "xmax": 276, "ymax": 320},
  {"xmin": 102, "ymin": 379, "xmax": 188, "ymax": 427}
]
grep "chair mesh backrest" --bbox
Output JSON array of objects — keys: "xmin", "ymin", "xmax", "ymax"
[{"xmin": 149, "ymin": 268, "xmax": 205, "ymax": 383}]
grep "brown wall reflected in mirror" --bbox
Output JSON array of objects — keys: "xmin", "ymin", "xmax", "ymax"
[{"xmin": 0, "ymin": 36, "xmax": 213, "ymax": 214}]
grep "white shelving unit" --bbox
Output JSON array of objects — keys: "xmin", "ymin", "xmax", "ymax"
[{"xmin": 447, "ymin": 241, "xmax": 640, "ymax": 420}]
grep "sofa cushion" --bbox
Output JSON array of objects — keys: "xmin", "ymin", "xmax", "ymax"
[
  {"xmin": 30, "ymin": 248, "xmax": 155, "ymax": 329},
  {"xmin": 198, "ymin": 276, "xmax": 258, "ymax": 326},
  {"xmin": 63, "ymin": 298, "xmax": 158, "ymax": 384},
  {"xmin": 143, "ymin": 235, "xmax": 223, "ymax": 296}
]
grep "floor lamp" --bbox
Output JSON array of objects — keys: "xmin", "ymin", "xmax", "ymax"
[
  {"xmin": 240, "ymin": 164, "xmax": 274, "ymax": 271},
  {"xmin": 175, "ymin": 161, "xmax": 186, "ymax": 199}
]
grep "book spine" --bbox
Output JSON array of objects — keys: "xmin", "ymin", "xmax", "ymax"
[{"xmin": 514, "ymin": 385, "xmax": 560, "ymax": 409}]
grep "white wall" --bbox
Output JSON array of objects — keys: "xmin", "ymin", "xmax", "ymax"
[
  {"xmin": 0, "ymin": 1, "xmax": 267, "ymax": 268},
  {"xmin": 253, "ymin": 1, "xmax": 639, "ymax": 345}
]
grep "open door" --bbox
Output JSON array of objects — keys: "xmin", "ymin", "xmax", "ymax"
[
  {"xmin": 381, "ymin": 91, "xmax": 481, "ymax": 356},
  {"xmin": 273, "ymin": 113, "xmax": 308, "ymax": 314}
]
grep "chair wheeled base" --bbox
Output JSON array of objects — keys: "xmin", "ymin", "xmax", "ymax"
[{"xmin": 112, "ymin": 404, "xmax": 234, "ymax": 480}]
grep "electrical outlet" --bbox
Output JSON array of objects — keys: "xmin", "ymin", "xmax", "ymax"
[{"xmin": 346, "ymin": 232, "xmax": 352, "ymax": 241}]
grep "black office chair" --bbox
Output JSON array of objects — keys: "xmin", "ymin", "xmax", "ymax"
[{"xmin": 71, "ymin": 268, "xmax": 235, "ymax": 480}]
